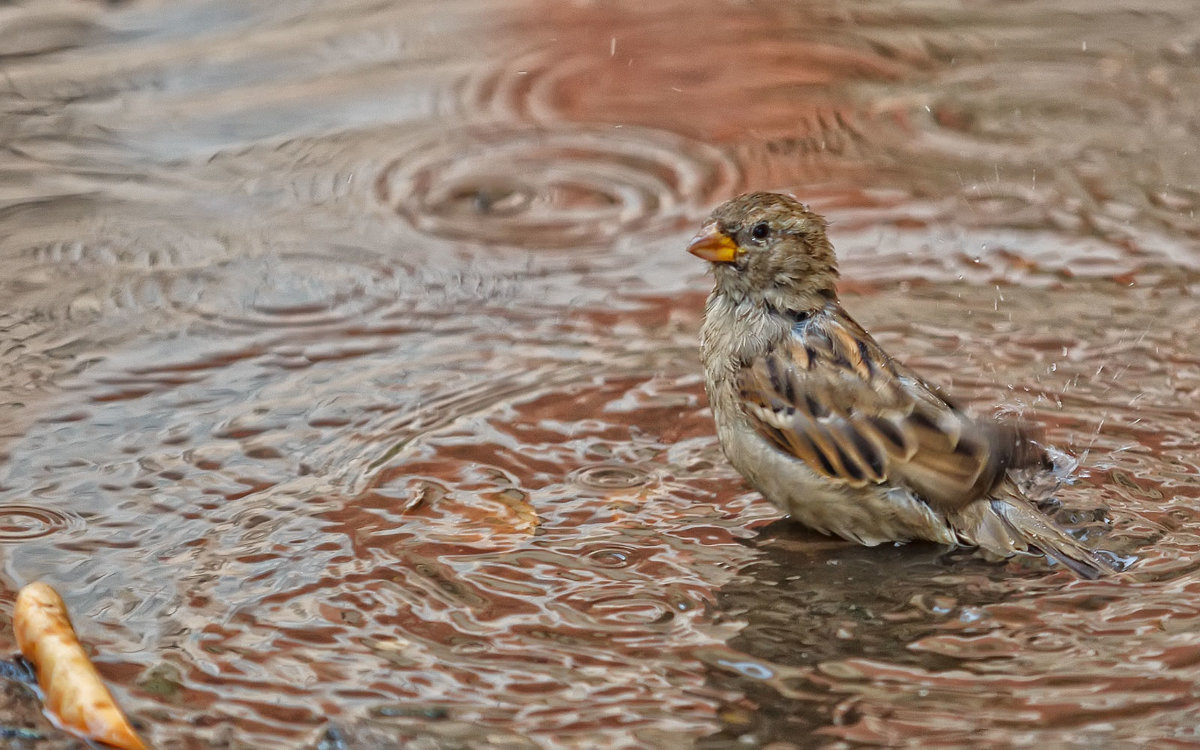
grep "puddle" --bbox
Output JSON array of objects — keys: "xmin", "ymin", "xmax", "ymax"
[{"xmin": 0, "ymin": 0, "xmax": 1198, "ymax": 747}]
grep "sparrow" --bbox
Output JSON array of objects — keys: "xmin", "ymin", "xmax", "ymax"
[{"xmin": 689, "ymin": 192, "xmax": 1114, "ymax": 578}]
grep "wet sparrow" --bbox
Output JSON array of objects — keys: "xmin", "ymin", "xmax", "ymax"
[{"xmin": 690, "ymin": 192, "xmax": 1113, "ymax": 578}]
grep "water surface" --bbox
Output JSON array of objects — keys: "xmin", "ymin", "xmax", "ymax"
[{"xmin": 0, "ymin": 0, "xmax": 1198, "ymax": 747}]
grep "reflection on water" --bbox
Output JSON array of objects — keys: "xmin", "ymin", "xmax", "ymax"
[{"xmin": 0, "ymin": 0, "xmax": 1198, "ymax": 747}]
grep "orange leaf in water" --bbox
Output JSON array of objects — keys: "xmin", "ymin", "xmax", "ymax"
[
  {"xmin": 14, "ymin": 582, "xmax": 147, "ymax": 750},
  {"xmin": 482, "ymin": 488, "xmax": 540, "ymax": 534}
]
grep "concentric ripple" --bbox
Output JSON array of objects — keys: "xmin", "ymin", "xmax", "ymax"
[
  {"xmin": 571, "ymin": 464, "xmax": 655, "ymax": 491},
  {"xmin": 376, "ymin": 124, "xmax": 740, "ymax": 250},
  {"xmin": 0, "ymin": 504, "xmax": 82, "ymax": 542},
  {"xmin": 164, "ymin": 252, "xmax": 396, "ymax": 332},
  {"xmin": 456, "ymin": 10, "xmax": 914, "ymax": 141}
]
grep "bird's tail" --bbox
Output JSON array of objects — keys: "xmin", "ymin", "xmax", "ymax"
[{"xmin": 952, "ymin": 487, "xmax": 1118, "ymax": 579}]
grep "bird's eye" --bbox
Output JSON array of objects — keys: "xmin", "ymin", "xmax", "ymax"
[{"xmin": 750, "ymin": 222, "xmax": 770, "ymax": 241}]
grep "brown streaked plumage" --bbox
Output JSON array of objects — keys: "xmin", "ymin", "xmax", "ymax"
[{"xmin": 690, "ymin": 192, "xmax": 1114, "ymax": 578}]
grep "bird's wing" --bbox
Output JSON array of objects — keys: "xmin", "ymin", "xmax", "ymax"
[{"xmin": 735, "ymin": 308, "xmax": 1041, "ymax": 511}]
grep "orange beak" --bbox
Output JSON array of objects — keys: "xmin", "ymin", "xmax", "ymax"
[{"xmin": 687, "ymin": 224, "xmax": 740, "ymax": 263}]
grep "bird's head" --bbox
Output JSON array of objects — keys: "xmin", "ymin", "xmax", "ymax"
[{"xmin": 688, "ymin": 192, "xmax": 839, "ymax": 313}]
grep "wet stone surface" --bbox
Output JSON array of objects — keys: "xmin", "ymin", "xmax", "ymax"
[{"xmin": 0, "ymin": 0, "xmax": 1198, "ymax": 747}]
